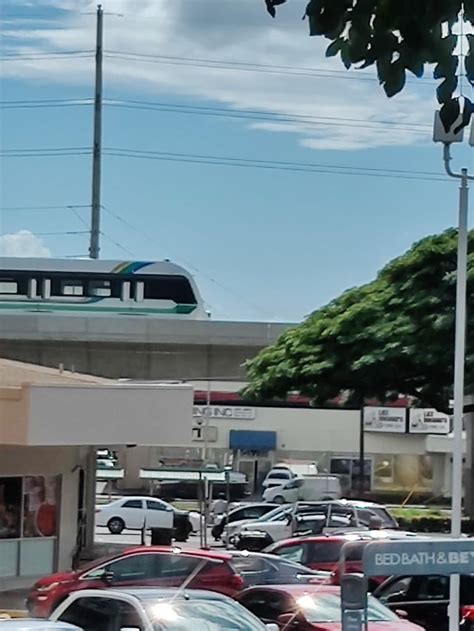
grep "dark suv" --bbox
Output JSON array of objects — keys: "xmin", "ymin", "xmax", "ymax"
[{"xmin": 374, "ymin": 574, "xmax": 474, "ymax": 631}]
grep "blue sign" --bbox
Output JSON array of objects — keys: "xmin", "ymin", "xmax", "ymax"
[
  {"xmin": 342, "ymin": 610, "xmax": 364, "ymax": 631},
  {"xmin": 363, "ymin": 538, "xmax": 474, "ymax": 577},
  {"xmin": 229, "ymin": 430, "xmax": 276, "ymax": 451}
]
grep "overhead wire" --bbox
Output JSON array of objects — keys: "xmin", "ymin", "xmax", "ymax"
[
  {"xmin": 102, "ymin": 147, "xmax": 448, "ymax": 183},
  {"xmin": 0, "ymin": 204, "xmax": 90, "ymax": 211},
  {"xmin": 104, "ymin": 50, "xmax": 437, "ymax": 86},
  {"xmin": 101, "ymin": 204, "xmax": 274, "ymax": 319}
]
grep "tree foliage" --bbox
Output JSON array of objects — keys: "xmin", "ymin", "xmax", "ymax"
[
  {"xmin": 244, "ymin": 230, "xmax": 474, "ymax": 411},
  {"xmin": 265, "ymin": 0, "xmax": 474, "ymax": 132}
]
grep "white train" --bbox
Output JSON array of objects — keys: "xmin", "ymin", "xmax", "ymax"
[{"xmin": 0, "ymin": 257, "xmax": 208, "ymax": 318}]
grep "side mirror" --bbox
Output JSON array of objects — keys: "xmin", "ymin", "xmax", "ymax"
[
  {"xmin": 102, "ymin": 570, "xmax": 115, "ymax": 585},
  {"xmin": 395, "ymin": 610, "xmax": 408, "ymax": 619}
]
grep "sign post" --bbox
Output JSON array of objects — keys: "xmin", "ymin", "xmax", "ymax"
[{"xmin": 341, "ymin": 574, "xmax": 368, "ymax": 631}]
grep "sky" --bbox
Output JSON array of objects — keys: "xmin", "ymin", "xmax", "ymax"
[{"xmin": 0, "ymin": 0, "xmax": 473, "ymax": 322}]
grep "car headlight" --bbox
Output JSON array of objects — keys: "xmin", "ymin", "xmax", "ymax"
[{"xmin": 35, "ymin": 582, "xmax": 62, "ymax": 592}]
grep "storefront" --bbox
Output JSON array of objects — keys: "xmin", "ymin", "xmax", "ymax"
[
  {"xmin": 0, "ymin": 474, "xmax": 60, "ymax": 578},
  {"xmin": 125, "ymin": 400, "xmax": 456, "ymax": 498},
  {"xmin": 0, "ymin": 358, "xmax": 194, "ymax": 589}
]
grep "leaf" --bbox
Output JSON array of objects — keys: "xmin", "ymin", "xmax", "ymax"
[
  {"xmin": 453, "ymin": 98, "xmax": 474, "ymax": 134},
  {"xmin": 466, "ymin": 35, "xmax": 474, "ymax": 86},
  {"xmin": 326, "ymin": 38, "xmax": 343, "ymax": 58},
  {"xmin": 264, "ymin": 0, "xmax": 287, "ymax": 18},
  {"xmin": 439, "ymin": 97, "xmax": 461, "ymax": 133},
  {"xmin": 436, "ymin": 75, "xmax": 458, "ymax": 104},
  {"xmin": 382, "ymin": 61, "xmax": 406, "ymax": 98}
]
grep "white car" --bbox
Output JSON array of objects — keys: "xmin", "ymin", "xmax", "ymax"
[
  {"xmin": 0, "ymin": 622, "xmax": 79, "ymax": 630},
  {"xmin": 95, "ymin": 496, "xmax": 174, "ymax": 534},
  {"xmin": 50, "ymin": 588, "xmax": 278, "ymax": 631}
]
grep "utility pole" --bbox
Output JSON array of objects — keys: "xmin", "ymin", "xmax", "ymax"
[{"xmin": 89, "ymin": 4, "xmax": 103, "ymax": 259}]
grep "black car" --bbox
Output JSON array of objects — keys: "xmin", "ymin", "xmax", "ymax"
[
  {"xmin": 373, "ymin": 573, "xmax": 474, "ymax": 631},
  {"xmin": 229, "ymin": 550, "xmax": 330, "ymax": 587},
  {"xmin": 212, "ymin": 503, "xmax": 279, "ymax": 540}
]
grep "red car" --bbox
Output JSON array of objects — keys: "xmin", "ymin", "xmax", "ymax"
[
  {"xmin": 27, "ymin": 546, "xmax": 244, "ymax": 618},
  {"xmin": 266, "ymin": 533, "xmax": 413, "ymax": 588},
  {"xmin": 265, "ymin": 535, "xmax": 368, "ymax": 573},
  {"xmin": 236, "ymin": 584, "xmax": 424, "ymax": 630}
]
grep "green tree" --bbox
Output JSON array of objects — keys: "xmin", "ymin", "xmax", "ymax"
[
  {"xmin": 265, "ymin": 0, "xmax": 474, "ymax": 131},
  {"xmin": 245, "ymin": 230, "xmax": 474, "ymax": 412}
]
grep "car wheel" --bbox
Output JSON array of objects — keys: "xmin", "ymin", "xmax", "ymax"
[
  {"xmin": 273, "ymin": 495, "xmax": 285, "ymax": 504},
  {"xmin": 107, "ymin": 516, "xmax": 125, "ymax": 534}
]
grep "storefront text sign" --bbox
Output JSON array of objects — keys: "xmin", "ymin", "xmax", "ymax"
[
  {"xmin": 409, "ymin": 408, "xmax": 450, "ymax": 434},
  {"xmin": 193, "ymin": 406, "xmax": 256, "ymax": 420},
  {"xmin": 363, "ymin": 407, "xmax": 406, "ymax": 433},
  {"xmin": 363, "ymin": 539, "xmax": 474, "ymax": 576}
]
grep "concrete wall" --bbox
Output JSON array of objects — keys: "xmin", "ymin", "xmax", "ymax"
[
  {"xmin": 0, "ymin": 315, "xmax": 292, "ymax": 380},
  {"xmin": 0, "ymin": 388, "xmax": 27, "ymax": 445},
  {"xmin": 26, "ymin": 384, "xmax": 193, "ymax": 446}
]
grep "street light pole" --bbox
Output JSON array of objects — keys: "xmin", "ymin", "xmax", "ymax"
[{"xmin": 442, "ymin": 143, "xmax": 473, "ymax": 631}]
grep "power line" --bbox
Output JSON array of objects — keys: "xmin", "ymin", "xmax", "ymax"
[
  {"xmin": 104, "ymin": 50, "xmax": 437, "ymax": 86},
  {"xmin": 0, "ymin": 145, "xmax": 447, "ymax": 181},
  {"xmin": 101, "ymin": 204, "xmax": 274, "ymax": 319},
  {"xmin": 99, "ymin": 230, "xmax": 136, "ymax": 257},
  {"xmin": 101, "ymin": 147, "xmax": 448, "ymax": 183},
  {"xmin": 0, "ymin": 95, "xmax": 430, "ymax": 135},
  {"xmin": 0, "ymin": 98, "xmax": 92, "ymax": 109},
  {"xmin": 103, "ymin": 99, "xmax": 430, "ymax": 135},
  {"xmin": 0, "ymin": 204, "xmax": 90, "ymax": 211},
  {"xmin": 0, "ymin": 50, "xmax": 93, "ymax": 61}
]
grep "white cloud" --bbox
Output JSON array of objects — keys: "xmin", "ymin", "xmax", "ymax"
[
  {"xmin": 0, "ymin": 0, "xmax": 436, "ymax": 151},
  {"xmin": 0, "ymin": 230, "xmax": 52, "ymax": 257}
]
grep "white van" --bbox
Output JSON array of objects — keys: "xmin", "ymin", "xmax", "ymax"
[
  {"xmin": 262, "ymin": 475, "xmax": 341, "ymax": 504},
  {"xmin": 261, "ymin": 462, "xmax": 319, "ymax": 490}
]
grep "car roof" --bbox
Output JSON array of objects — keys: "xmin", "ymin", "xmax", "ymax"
[
  {"xmin": 73, "ymin": 587, "xmax": 233, "ymax": 602},
  {"xmin": 121, "ymin": 546, "xmax": 233, "ymax": 561},
  {"xmin": 239, "ymin": 584, "xmax": 340, "ymax": 597},
  {"xmin": 268, "ymin": 533, "xmax": 368, "ymax": 547}
]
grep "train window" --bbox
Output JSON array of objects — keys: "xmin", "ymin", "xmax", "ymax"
[
  {"xmin": 144, "ymin": 276, "xmax": 196, "ymax": 304},
  {"xmin": 61, "ymin": 280, "xmax": 84, "ymax": 296},
  {"xmin": 89, "ymin": 280, "xmax": 111, "ymax": 297},
  {"xmin": 0, "ymin": 279, "xmax": 19, "ymax": 294},
  {"xmin": 51, "ymin": 278, "xmax": 84, "ymax": 297},
  {"xmin": 88, "ymin": 279, "xmax": 121, "ymax": 298}
]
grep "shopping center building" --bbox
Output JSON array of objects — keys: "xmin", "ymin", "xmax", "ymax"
[
  {"xmin": 0, "ymin": 358, "xmax": 193, "ymax": 589},
  {"xmin": 120, "ymin": 381, "xmax": 460, "ymax": 500}
]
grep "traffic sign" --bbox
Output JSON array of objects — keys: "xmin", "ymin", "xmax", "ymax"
[{"xmin": 363, "ymin": 538, "xmax": 474, "ymax": 577}]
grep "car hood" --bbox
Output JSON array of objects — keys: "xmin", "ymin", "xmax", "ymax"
[{"xmin": 34, "ymin": 570, "xmax": 78, "ymax": 588}]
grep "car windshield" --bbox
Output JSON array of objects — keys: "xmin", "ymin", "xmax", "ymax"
[
  {"xmin": 299, "ymin": 593, "xmax": 399, "ymax": 623},
  {"xmin": 148, "ymin": 599, "xmax": 265, "ymax": 630},
  {"xmin": 267, "ymin": 472, "xmax": 289, "ymax": 479},
  {"xmin": 255, "ymin": 506, "xmax": 287, "ymax": 522}
]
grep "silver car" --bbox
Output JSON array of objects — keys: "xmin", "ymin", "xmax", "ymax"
[{"xmin": 0, "ymin": 621, "xmax": 80, "ymax": 630}]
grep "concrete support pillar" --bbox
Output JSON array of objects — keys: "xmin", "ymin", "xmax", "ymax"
[{"xmin": 84, "ymin": 447, "xmax": 97, "ymax": 551}]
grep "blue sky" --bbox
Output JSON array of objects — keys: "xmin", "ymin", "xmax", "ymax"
[{"xmin": 0, "ymin": 0, "xmax": 473, "ymax": 322}]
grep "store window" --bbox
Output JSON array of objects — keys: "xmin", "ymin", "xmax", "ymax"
[
  {"xmin": 0, "ymin": 476, "xmax": 60, "ymax": 578},
  {"xmin": 330, "ymin": 458, "xmax": 372, "ymax": 493}
]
